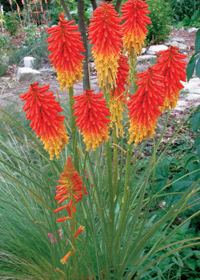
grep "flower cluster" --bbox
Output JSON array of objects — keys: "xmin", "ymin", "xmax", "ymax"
[
  {"xmin": 55, "ymin": 156, "xmax": 86, "ymax": 264},
  {"xmin": 127, "ymin": 67, "xmax": 164, "ymax": 146},
  {"xmin": 73, "ymin": 89, "xmax": 111, "ymax": 151},
  {"xmin": 109, "ymin": 55, "xmax": 129, "ymax": 136},
  {"xmin": 89, "ymin": 3, "xmax": 123, "ymax": 89},
  {"xmin": 47, "ymin": 13, "xmax": 85, "ymax": 91},
  {"xmin": 55, "ymin": 156, "xmax": 87, "ymax": 221},
  {"xmin": 19, "ymin": 82, "xmax": 69, "ymax": 160},
  {"xmin": 153, "ymin": 46, "xmax": 187, "ymax": 111},
  {"xmin": 121, "ymin": 0, "xmax": 151, "ymax": 56}
]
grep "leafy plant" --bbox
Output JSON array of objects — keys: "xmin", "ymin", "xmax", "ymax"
[
  {"xmin": 5, "ymin": 12, "xmax": 19, "ymax": 36},
  {"xmin": 146, "ymin": 0, "xmax": 171, "ymax": 44},
  {"xmin": 187, "ymin": 28, "xmax": 200, "ymax": 80}
]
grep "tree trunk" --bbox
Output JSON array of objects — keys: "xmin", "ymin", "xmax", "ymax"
[
  {"xmin": 60, "ymin": 0, "xmax": 73, "ymax": 21},
  {"xmin": 91, "ymin": 0, "xmax": 97, "ymax": 10},
  {"xmin": 115, "ymin": 0, "xmax": 122, "ymax": 12},
  {"xmin": 78, "ymin": 0, "xmax": 91, "ymax": 90}
]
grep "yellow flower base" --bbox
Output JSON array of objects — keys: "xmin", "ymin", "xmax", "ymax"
[
  {"xmin": 160, "ymin": 92, "xmax": 180, "ymax": 112},
  {"xmin": 57, "ymin": 67, "xmax": 83, "ymax": 92},
  {"xmin": 42, "ymin": 129, "xmax": 69, "ymax": 160},
  {"xmin": 128, "ymin": 120, "xmax": 157, "ymax": 146},
  {"xmin": 93, "ymin": 52, "xmax": 120, "ymax": 89},
  {"xmin": 123, "ymin": 29, "xmax": 146, "ymax": 56},
  {"xmin": 83, "ymin": 131, "xmax": 110, "ymax": 151},
  {"xmin": 109, "ymin": 95, "xmax": 124, "ymax": 137}
]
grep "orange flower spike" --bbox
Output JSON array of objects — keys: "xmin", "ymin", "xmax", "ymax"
[
  {"xmin": 54, "ymin": 156, "xmax": 87, "ymax": 222},
  {"xmin": 73, "ymin": 89, "xmax": 111, "ymax": 151},
  {"xmin": 75, "ymin": 225, "xmax": 85, "ymax": 238},
  {"xmin": 153, "ymin": 46, "xmax": 187, "ymax": 111},
  {"xmin": 19, "ymin": 82, "xmax": 69, "ymax": 160},
  {"xmin": 110, "ymin": 55, "xmax": 129, "ymax": 136},
  {"xmin": 61, "ymin": 251, "xmax": 71, "ymax": 264},
  {"xmin": 127, "ymin": 67, "xmax": 165, "ymax": 146},
  {"xmin": 47, "ymin": 13, "xmax": 85, "ymax": 91},
  {"xmin": 121, "ymin": 0, "xmax": 151, "ymax": 56},
  {"xmin": 89, "ymin": 3, "xmax": 123, "ymax": 89}
]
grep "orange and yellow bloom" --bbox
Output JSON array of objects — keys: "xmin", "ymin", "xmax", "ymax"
[
  {"xmin": 61, "ymin": 251, "xmax": 71, "ymax": 264},
  {"xmin": 75, "ymin": 225, "xmax": 85, "ymax": 238},
  {"xmin": 47, "ymin": 13, "xmax": 85, "ymax": 91},
  {"xmin": 109, "ymin": 55, "xmax": 129, "ymax": 136},
  {"xmin": 121, "ymin": 0, "xmax": 151, "ymax": 56},
  {"xmin": 19, "ymin": 82, "xmax": 69, "ymax": 160},
  {"xmin": 153, "ymin": 46, "xmax": 187, "ymax": 111},
  {"xmin": 89, "ymin": 3, "xmax": 123, "ymax": 89},
  {"xmin": 54, "ymin": 156, "xmax": 87, "ymax": 222},
  {"xmin": 127, "ymin": 67, "xmax": 164, "ymax": 145},
  {"xmin": 73, "ymin": 89, "xmax": 111, "ymax": 151}
]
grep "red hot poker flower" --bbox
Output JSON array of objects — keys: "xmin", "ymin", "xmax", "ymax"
[
  {"xmin": 89, "ymin": 3, "xmax": 123, "ymax": 89},
  {"xmin": 73, "ymin": 89, "xmax": 111, "ymax": 151},
  {"xmin": 19, "ymin": 82, "xmax": 69, "ymax": 160},
  {"xmin": 121, "ymin": 0, "xmax": 151, "ymax": 56},
  {"xmin": 54, "ymin": 156, "xmax": 87, "ymax": 222},
  {"xmin": 127, "ymin": 67, "xmax": 164, "ymax": 146},
  {"xmin": 153, "ymin": 46, "xmax": 187, "ymax": 111},
  {"xmin": 110, "ymin": 55, "xmax": 129, "ymax": 136},
  {"xmin": 47, "ymin": 13, "xmax": 85, "ymax": 91}
]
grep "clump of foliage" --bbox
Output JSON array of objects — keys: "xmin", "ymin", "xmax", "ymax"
[
  {"xmin": 146, "ymin": 0, "xmax": 171, "ymax": 44},
  {"xmin": 187, "ymin": 28, "xmax": 200, "ymax": 80},
  {"xmin": 0, "ymin": 62, "xmax": 8, "ymax": 77},
  {"xmin": 9, "ymin": 32, "xmax": 49, "ymax": 69},
  {"xmin": 166, "ymin": 0, "xmax": 200, "ymax": 24},
  {"xmin": 5, "ymin": 12, "xmax": 19, "ymax": 36}
]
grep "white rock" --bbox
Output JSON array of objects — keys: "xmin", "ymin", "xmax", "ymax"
[
  {"xmin": 181, "ymin": 78, "xmax": 200, "ymax": 94},
  {"xmin": 174, "ymin": 100, "xmax": 187, "ymax": 111},
  {"xmin": 23, "ymin": 56, "xmax": 36, "ymax": 68},
  {"xmin": 137, "ymin": 55, "xmax": 157, "ymax": 62},
  {"xmin": 142, "ymin": 48, "xmax": 146, "ymax": 54},
  {"xmin": 16, "ymin": 67, "xmax": 40, "ymax": 82},
  {"xmin": 188, "ymin": 27, "xmax": 198, "ymax": 33},
  {"xmin": 146, "ymin": 45, "xmax": 168, "ymax": 55},
  {"xmin": 184, "ymin": 94, "xmax": 200, "ymax": 101},
  {"xmin": 165, "ymin": 41, "xmax": 187, "ymax": 50},
  {"xmin": 170, "ymin": 37, "xmax": 185, "ymax": 43}
]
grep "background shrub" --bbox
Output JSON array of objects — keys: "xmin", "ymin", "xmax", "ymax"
[
  {"xmin": 5, "ymin": 12, "xmax": 19, "ymax": 36},
  {"xmin": 146, "ymin": 0, "xmax": 171, "ymax": 44}
]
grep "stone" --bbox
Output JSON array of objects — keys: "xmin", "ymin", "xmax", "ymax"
[
  {"xmin": 137, "ymin": 55, "xmax": 157, "ymax": 62},
  {"xmin": 181, "ymin": 78, "xmax": 200, "ymax": 95},
  {"xmin": 142, "ymin": 48, "xmax": 146, "ymax": 54},
  {"xmin": 184, "ymin": 94, "xmax": 200, "ymax": 101},
  {"xmin": 174, "ymin": 100, "xmax": 187, "ymax": 111},
  {"xmin": 146, "ymin": 45, "xmax": 168, "ymax": 55},
  {"xmin": 188, "ymin": 27, "xmax": 198, "ymax": 33},
  {"xmin": 165, "ymin": 41, "xmax": 187, "ymax": 50},
  {"xmin": 170, "ymin": 37, "xmax": 185, "ymax": 43},
  {"xmin": 90, "ymin": 62, "xmax": 95, "ymax": 69},
  {"xmin": 23, "ymin": 56, "xmax": 36, "ymax": 68},
  {"xmin": 16, "ymin": 67, "xmax": 40, "ymax": 82}
]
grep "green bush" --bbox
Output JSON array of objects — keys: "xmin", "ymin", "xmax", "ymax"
[
  {"xmin": 146, "ymin": 0, "xmax": 171, "ymax": 44},
  {"xmin": 5, "ymin": 12, "xmax": 19, "ymax": 36},
  {"xmin": 0, "ymin": 62, "xmax": 8, "ymax": 77},
  {"xmin": 166, "ymin": 0, "xmax": 200, "ymax": 23},
  {"xmin": 9, "ymin": 32, "xmax": 50, "ymax": 69}
]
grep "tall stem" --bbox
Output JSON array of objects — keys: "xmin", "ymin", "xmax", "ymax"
[
  {"xmin": 69, "ymin": 87, "xmax": 79, "ymax": 172},
  {"xmin": 70, "ymin": 191, "xmax": 77, "ymax": 272},
  {"xmin": 113, "ymin": 124, "xmax": 118, "ymax": 195},
  {"xmin": 106, "ymin": 140, "xmax": 114, "ymax": 271},
  {"xmin": 114, "ymin": 144, "xmax": 132, "ymax": 253}
]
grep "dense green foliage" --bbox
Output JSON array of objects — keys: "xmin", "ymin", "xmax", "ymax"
[
  {"xmin": 187, "ymin": 28, "xmax": 200, "ymax": 81},
  {"xmin": 146, "ymin": 0, "xmax": 171, "ymax": 44},
  {"xmin": 5, "ymin": 12, "xmax": 19, "ymax": 36}
]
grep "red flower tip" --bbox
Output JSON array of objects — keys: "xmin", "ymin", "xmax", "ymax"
[
  {"xmin": 153, "ymin": 46, "xmax": 187, "ymax": 111},
  {"xmin": 47, "ymin": 13, "xmax": 85, "ymax": 91},
  {"xmin": 127, "ymin": 67, "xmax": 165, "ymax": 145},
  {"xmin": 19, "ymin": 82, "xmax": 69, "ymax": 160},
  {"xmin": 73, "ymin": 89, "xmax": 111, "ymax": 151},
  {"xmin": 121, "ymin": 0, "xmax": 151, "ymax": 55},
  {"xmin": 75, "ymin": 225, "xmax": 85, "ymax": 238}
]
